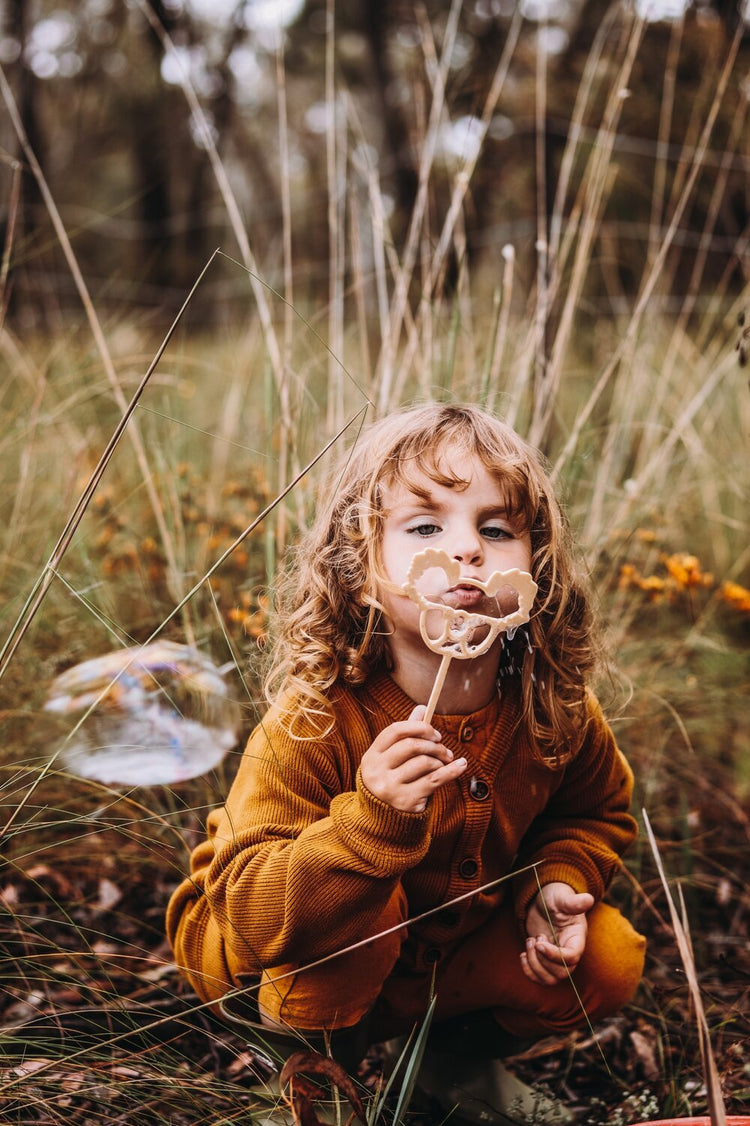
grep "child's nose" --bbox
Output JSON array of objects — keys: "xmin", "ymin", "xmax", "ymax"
[{"xmin": 450, "ymin": 527, "xmax": 483, "ymax": 565}]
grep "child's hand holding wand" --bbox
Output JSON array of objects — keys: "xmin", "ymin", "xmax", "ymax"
[
  {"xmin": 521, "ymin": 882, "xmax": 595, "ymax": 985},
  {"xmin": 361, "ymin": 704, "xmax": 468, "ymax": 813}
]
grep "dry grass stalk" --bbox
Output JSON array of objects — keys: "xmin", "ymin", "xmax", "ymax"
[
  {"xmin": 375, "ymin": 0, "xmax": 462, "ymax": 414},
  {"xmin": 389, "ymin": 4, "xmax": 523, "ymax": 408},
  {"xmin": 348, "ymin": 183, "xmax": 374, "ymax": 395},
  {"xmin": 694, "ymin": 220, "xmax": 750, "ymax": 353},
  {"xmin": 484, "ymin": 246, "xmax": 515, "ymax": 416},
  {"xmin": 643, "ymin": 810, "xmax": 727, "ymax": 1126},
  {"xmin": 548, "ymin": 3, "xmax": 620, "ymax": 266},
  {"xmin": 530, "ymin": 8, "xmax": 646, "ymax": 449},
  {"xmin": 647, "ymin": 13, "xmax": 683, "ymax": 269},
  {"xmin": 325, "ymin": 0, "xmax": 346, "ymax": 434},
  {"xmin": 276, "ymin": 35, "xmax": 295, "ymax": 555},
  {"xmin": 0, "ymin": 155, "xmax": 20, "ymax": 330},
  {"xmin": 665, "ymin": 88, "xmax": 749, "ymax": 359},
  {"xmin": 533, "ymin": 15, "xmax": 549, "ymax": 427}
]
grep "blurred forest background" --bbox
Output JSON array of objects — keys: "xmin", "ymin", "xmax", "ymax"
[
  {"xmin": 0, "ymin": 1, "xmax": 749, "ymax": 1124},
  {"xmin": 1, "ymin": 0, "xmax": 748, "ymax": 329}
]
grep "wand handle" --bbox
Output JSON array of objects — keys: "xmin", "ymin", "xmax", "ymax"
[{"xmin": 423, "ymin": 653, "xmax": 452, "ymax": 725}]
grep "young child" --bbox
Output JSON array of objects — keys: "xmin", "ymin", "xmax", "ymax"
[{"xmin": 167, "ymin": 403, "xmax": 645, "ymax": 1058}]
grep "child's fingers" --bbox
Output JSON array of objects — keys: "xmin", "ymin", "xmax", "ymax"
[
  {"xmin": 531, "ymin": 932, "xmax": 585, "ymax": 968},
  {"xmin": 524, "ymin": 934, "xmax": 585, "ymax": 981},
  {"xmin": 397, "ymin": 753, "xmax": 467, "ymax": 785},
  {"xmin": 521, "ymin": 940, "xmax": 567, "ymax": 985},
  {"xmin": 531, "ymin": 938, "xmax": 569, "ymax": 965},
  {"xmin": 401, "ymin": 757, "xmax": 468, "ymax": 811},
  {"xmin": 364, "ymin": 755, "xmax": 467, "ymax": 812},
  {"xmin": 369, "ymin": 720, "xmax": 442, "ymax": 756},
  {"xmin": 520, "ymin": 947, "xmax": 557, "ymax": 985},
  {"xmin": 532, "ymin": 938, "xmax": 583, "ymax": 972},
  {"xmin": 386, "ymin": 736, "xmax": 453, "ymax": 768}
]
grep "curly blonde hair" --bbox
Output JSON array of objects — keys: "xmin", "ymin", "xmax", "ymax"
[{"xmin": 264, "ymin": 403, "xmax": 598, "ymax": 764}]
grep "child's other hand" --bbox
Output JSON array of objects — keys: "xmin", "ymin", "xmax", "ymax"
[
  {"xmin": 361, "ymin": 705, "xmax": 467, "ymax": 813},
  {"xmin": 521, "ymin": 882, "xmax": 595, "ymax": 986}
]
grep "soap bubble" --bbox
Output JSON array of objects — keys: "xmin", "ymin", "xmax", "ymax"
[{"xmin": 44, "ymin": 641, "xmax": 241, "ymax": 786}]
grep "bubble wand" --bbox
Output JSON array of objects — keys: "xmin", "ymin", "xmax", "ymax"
[{"xmin": 401, "ymin": 548, "xmax": 538, "ymax": 723}]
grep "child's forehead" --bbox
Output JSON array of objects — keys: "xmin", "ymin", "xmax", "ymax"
[
  {"xmin": 390, "ymin": 436, "xmax": 476, "ymax": 474},
  {"xmin": 379, "ymin": 443, "xmax": 518, "ymax": 507}
]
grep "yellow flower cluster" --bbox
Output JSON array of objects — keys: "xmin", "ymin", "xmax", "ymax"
[
  {"xmin": 661, "ymin": 553, "xmax": 714, "ymax": 589},
  {"xmin": 721, "ymin": 581, "xmax": 750, "ymax": 613},
  {"xmin": 227, "ymin": 591, "xmax": 270, "ymax": 644},
  {"xmin": 618, "ymin": 550, "xmax": 749, "ymax": 613},
  {"xmin": 88, "ymin": 468, "xmax": 269, "ymax": 634}
]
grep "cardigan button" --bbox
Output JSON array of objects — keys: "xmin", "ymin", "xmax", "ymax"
[
  {"xmin": 459, "ymin": 858, "xmax": 478, "ymax": 879},
  {"xmin": 469, "ymin": 777, "xmax": 489, "ymax": 801},
  {"xmin": 460, "ymin": 724, "xmax": 474, "ymax": 742},
  {"xmin": 423, "ymin": 947, "xmax": 442, "ymax": 964}
]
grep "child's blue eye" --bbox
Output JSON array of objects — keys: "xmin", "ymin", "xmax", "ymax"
[
  {"xmin": 408, "ymin": 523, "xmax": 440, "ymax": 536},
  {"xmin": 481, "ymin": 526, "xmax": 511, "ymax": 540}
]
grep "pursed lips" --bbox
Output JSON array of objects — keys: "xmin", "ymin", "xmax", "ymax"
[{"xmin": 443, "ymin": 583, "xmax": 486, "ymax": 609}]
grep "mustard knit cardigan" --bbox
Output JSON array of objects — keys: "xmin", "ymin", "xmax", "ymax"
[{"xmin": 166, "ymin": 672, "xmax": 636, "ymax": 1006}]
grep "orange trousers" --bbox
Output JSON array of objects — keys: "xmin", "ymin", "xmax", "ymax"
[{"xmin": 258, "ymin": 898, "xmax": 646, "ymax": 1041}]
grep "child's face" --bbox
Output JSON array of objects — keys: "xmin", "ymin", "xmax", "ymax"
[{"xmin": 378, "ymin": 448, "xmax": 533, "ymax": 652}]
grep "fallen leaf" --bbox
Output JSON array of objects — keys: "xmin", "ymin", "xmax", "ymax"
[
  {"xmin": 280, "ymin": 1051, "xmax": 365, "ymax": 1126},
  {"xmin": 629, "ymin": 1028, "xmax": 661, "ymax": 1080},
  {"xmin": 10, "ymin": 1058, "xmax": 55, "ymax": 1078},
  {"xmin": 95, "ymin": 877, "xmax": 123, "ymax": 912}
]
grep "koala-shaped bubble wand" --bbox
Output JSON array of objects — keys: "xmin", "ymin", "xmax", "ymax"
[{"xmin": 402, "ymin": 548, "xmax": 538, "ymax": 724}]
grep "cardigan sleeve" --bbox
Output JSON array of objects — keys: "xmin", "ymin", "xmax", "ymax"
[
  {"xmin": 166, "ymin": 704, "xmax": 431, "ymax": 1002},
  {"xmin": 511, "ymin": 694, "xmax": 637, "ymax": 928}
]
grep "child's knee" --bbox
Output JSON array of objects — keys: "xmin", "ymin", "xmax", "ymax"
[
  {"xmin": 542, "ymin": 903, "xmax": 646, "ymax": 1031},
  {"xmin": 580, "ymin": 902, "xmax": 646, "ymax": 1017},
  {"xmin": 494, "ymin": 903, "xmax": 645, "ymax": 1037},
  {"xmin": 259, "ymin": 940, "xmax": 397, "ymax": 1031},
  {"xmin": 259, "ymin": 890, "xmax": 409, "ymax": 1031}
]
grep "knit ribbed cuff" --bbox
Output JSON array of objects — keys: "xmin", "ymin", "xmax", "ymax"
[{"xmin": 328, "ymin": 769, "xmax": 431, "ymax": 875}]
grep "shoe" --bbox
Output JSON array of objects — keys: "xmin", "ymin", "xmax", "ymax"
[{"xmin": 414, "ymin": 1048, "xmax": 574, "ymax": 1126}]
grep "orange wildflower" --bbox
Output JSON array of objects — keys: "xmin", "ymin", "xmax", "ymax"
[
  {"xmin": 243, "ymin": 610, "xmax": 267, "ymax": 638},
  {"xmin": 721, "ymin": 581, "xmax": 750, "ymax": 612},
  {"xmin": 639, "ymin": 575, "xmax": 667, "ymax": 601},
  {"xmin": 661, "ymin": 553, "xmax": 713, "ymax": 589},
  {"xmin": 618, "ymin": 563, "xmax": 640, "ymax": 589}
]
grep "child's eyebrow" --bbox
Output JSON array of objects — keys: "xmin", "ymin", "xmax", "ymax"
[
  {"xmin": 389, "ymin": 490, "xmax": 515, "ymax": 521},
  {"xmin": 385, "ymin": 485, "xmax": 437, "ymax": 512},
  {"xmin": 404, "ymin": 485, "xmax": 434, "ymax": 505}
]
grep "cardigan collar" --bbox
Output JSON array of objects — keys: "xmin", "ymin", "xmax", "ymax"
[{"xmin": 366, "ymin": 669, "xmax": 504, "ymax": 741}]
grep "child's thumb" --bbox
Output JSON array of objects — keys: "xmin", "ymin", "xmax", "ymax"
[
  {"xmin": 568, "ymin": 891, "xmax": 595, "ymax": 914},
  {"xmin": 409, "ymin": 704, "xmax": 427, "ymax": 721}
]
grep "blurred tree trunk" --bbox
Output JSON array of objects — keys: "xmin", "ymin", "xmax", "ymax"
[
  {"xmin": 362, "ymin": 0, "xmax": 417, "ymax": 230},
  {"xmin": 3, "ymin": 0, "xmax": 48, "ymax": 324},
  {"xmin": 130, "ymin": 0, "xmax": 177, "ymax": 294}
]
